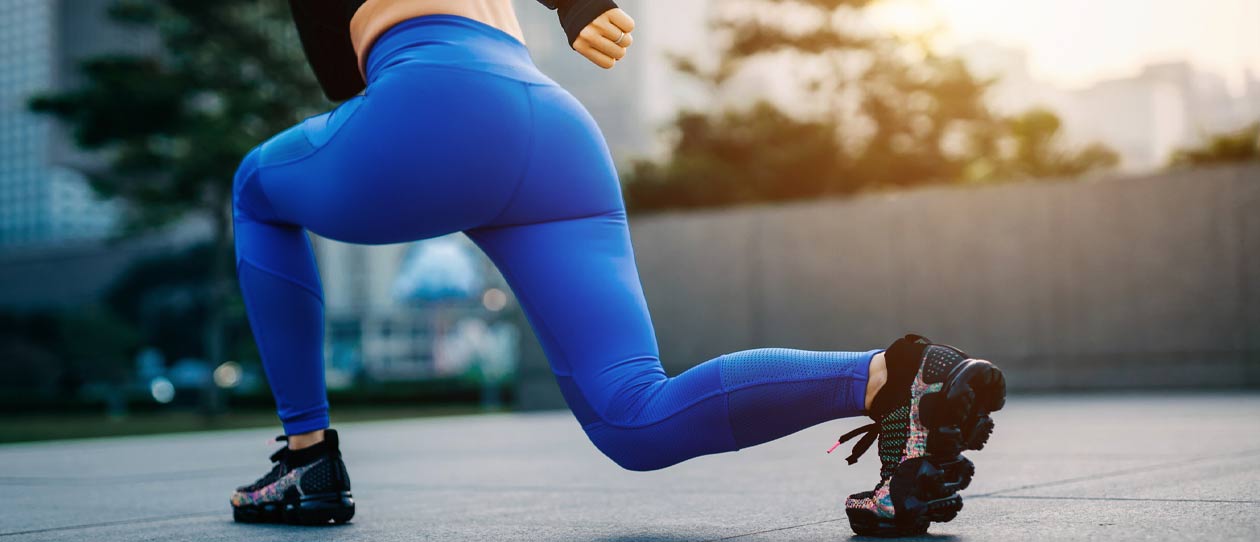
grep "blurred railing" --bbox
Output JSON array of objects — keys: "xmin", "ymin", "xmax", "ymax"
[{"xmin": 519, "ymin": 163, "xmax": 1260, "ymax": 408}]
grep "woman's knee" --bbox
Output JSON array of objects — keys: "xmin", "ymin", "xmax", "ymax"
[
  {"xmin": 232, "ymin": 146, "xmax": 276, "ymax": 221},
  {"xmin": 584, "ymin": 428, "xmax": 667, "ymax": 472},
  {"xmin": 574, "ymin": 369, "xmax": 734, "ymax": 472},
  {"xmin": 581, "ymin": 423, "xmax": 680, "ymax": 472}
]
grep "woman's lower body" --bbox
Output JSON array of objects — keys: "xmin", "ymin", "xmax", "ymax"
[
  {"xmin": 233, "ymin": 14, "xmax": 875, "ymax": 471},
  {"xmin": 229, "ymin": 14, "xmax": 1005, "ymax": 535}
]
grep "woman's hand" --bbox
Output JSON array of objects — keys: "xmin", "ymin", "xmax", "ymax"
[{"xmin": 572, "ymin": 8, "xmax": 635, "ymax": 69}]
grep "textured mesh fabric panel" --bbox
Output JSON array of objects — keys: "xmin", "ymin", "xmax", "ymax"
[
  {"xmin": 338, "ymin": 458, "xmax": 352, "ymax": 491},
  {"xmin": 573, "ymin": 349, "xmax": 872, "ymax": 470},
  {"xmin": 877, "ymin": 405, "xmax": 911, "ymax": 479},
  {"xmin": 239, "ymin": 464, "xmax": 284, "ymax": 492},
  {"xmin": 594, "ymin": 350, "xmax": 865, "ymax": 428},
  {"xmin": 725, "ymin": 379, "xmax": 841, "ymax": 448},
  {"xmin": 717, "ymin": 348, "xmax": 868, "ymax": 388},
  {"xmin": 608, "ymin": 359, "xmax": 723, "ymax": 426},
  {"xmin": 717, "ymin": 350, "xmax": 872, "ymax": 448},
  {"xmin": 299, "ymin": 458, "xmax": 344, "ymax": 494},
  {"xmin": 581, "ymin": 393, "xmax": 735, "ymax": 471},
  {"xmin": 922, "ymin": 345, "xmax": 967, "ymax": 384}
]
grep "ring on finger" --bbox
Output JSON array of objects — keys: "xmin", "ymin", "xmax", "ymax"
[{"xmin": 614, "ymin": 31, "xmax": 628, "ymax": 46}]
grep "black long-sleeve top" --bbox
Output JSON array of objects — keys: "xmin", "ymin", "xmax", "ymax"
[{"xmin": 288, "ymin": 0, "xmax": 618, "ymax": 101}]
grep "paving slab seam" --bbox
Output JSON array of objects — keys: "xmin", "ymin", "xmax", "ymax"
[
  {"xmin": 979, "ymin": 495, "xmax": 1260, "ymax": 505},
  {"xmin": 0, "ymin": 512, "xmax": 220, "ymax": 538},
  {"xmin": 697, "ymin": 517, "xmax": 846, "ymax": 541}
]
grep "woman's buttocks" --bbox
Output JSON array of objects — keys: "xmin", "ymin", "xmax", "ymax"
[
  {"xmin": 293, "ymin": 59, "xmax": 618, "ymax": 242},
  {"xmin": 275, "ymin": 62, "xmax": 536, "ymax": 244}
]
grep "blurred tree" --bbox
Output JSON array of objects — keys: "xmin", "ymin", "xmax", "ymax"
[
  {"xmin": 106, "ymin": 243, "xmax": 215, "ymax": 361},
  {"xmin": 0, "ymin": 308, "xmax": 139, "ymax": 398},
  {"xmin": 625, "ymin": 0, "xmax": 997, "ymax": 209},
  {"xmin": 623, "ymin": 0, "xmax": 1116, "ymax": 211},
  {"xmin": 104, "ymin": 242, "xmax": 260, "ymax": 365},
  {"xmin": 964, "ymin": 108, "xmax": 1119, "ymax": 182},
  {"xmin": 0, "ymin": 313, "xmax": 62, "ymax": 395},
  {"xmin": 57, "ymin": 307, "xmax": 142, "ymax": 386},
  {"xmin": 29, "ymin": 1, "xmax": 324, "ymax": 374},
  {"xmin": 625, "ymin": 102, "xmax": 845, "ymax": 210},
  {"xmin": 1168, "ymin": 122, "xmax": 1260, "ymax": 167}
]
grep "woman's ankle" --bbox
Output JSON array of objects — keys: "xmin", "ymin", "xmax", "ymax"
[
  {"xmin": 865, "ymin": 352, "xmax": 887, "ymax": 411},
  {"xmin": 287, "ymin": 429, "xmax": 326, "ymax": 451}
]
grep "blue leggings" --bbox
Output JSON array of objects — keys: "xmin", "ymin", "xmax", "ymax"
[{"xmin": 233, "ymin": 15, "xmax": 874, "ymax": 471}]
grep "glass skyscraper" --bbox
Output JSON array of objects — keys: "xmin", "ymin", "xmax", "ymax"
[{"xmin": 0, "ymin": 0, "xmax": 125, "ymax": 247}]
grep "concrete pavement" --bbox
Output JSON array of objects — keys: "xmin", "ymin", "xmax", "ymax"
[{"xmin": 1, "ymin": 393, "xmax": 1257, "ymax": 541}]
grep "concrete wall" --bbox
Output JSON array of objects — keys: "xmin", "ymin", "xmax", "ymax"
[{"xmin": 518, "ymin": 164, "xmax": 1260, "ymax": 407}]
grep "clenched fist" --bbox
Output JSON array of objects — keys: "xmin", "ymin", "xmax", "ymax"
[{"xmin": 572, "ymin": 8, "xmax": 635, "ymax": 69}]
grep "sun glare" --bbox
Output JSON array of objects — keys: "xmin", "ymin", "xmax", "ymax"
[{"xmin": 870, "ymin": 0, "xmax": 1260, "ymax": 90}]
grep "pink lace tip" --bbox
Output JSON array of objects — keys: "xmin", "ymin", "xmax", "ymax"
[{"xmin": 825, "ymin": 441, "xmax": 842, "ymax": 454}]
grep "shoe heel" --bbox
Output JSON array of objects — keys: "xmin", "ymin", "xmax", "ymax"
[
  {"xmin": 925, "ymin": 359, "xmax": 1006, "ymax": 457},
  {"xmin": 935, "ymin": 455, "xmax": 975, "ymax": 492},
  {"xmin": 284, "ymin": 492, "xmax": 355, "ymax": 525},
  {"xmin": 923, "ymin": 493, "xmax": 964, "ymax": 523},
  {"xmin": 889, "ymin": 457, "xmax": 969, "ymax": 527}
]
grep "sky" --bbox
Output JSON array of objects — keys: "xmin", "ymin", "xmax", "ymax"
[{"xmin": 870, "ymin": 0, "xmax": 1260, "ymax": 91}]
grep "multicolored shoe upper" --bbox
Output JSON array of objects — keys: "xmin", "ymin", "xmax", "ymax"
[
  {"xmin": 231, "ymin": 458, "xmax": 326, "ymax": 507},
  {"xmin": 835, "ymin": 335, "xmax": 962, "ymax": 518},
  {"xmin": 231, "ymin": 429, "xmax": 350, "ymax": 508}
]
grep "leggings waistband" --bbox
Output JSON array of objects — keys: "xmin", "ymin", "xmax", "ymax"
[{"xmin": 365, "ymin": 14, "xmax": 553, "ymax": 86}]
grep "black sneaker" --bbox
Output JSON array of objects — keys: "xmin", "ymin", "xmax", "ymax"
[
  {"xmin": 834, "ymin": 335, "xmax": 1005, "ymax": 537},
  {"xmin": 231, "ymin": 428, "xmax": 355, "ymax": 525}
]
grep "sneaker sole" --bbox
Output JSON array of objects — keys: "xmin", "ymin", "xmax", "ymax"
[
  {"xmin": 233, "ymin": 491, "xmax": 355, "ymax": 525},
  {"xmin": 924, "ymin": 358, "xmax": 1007, "ymax": 458},
  {"xmin": 846, "ymin": 455, "xmax": 975, "ymax": 537},
  {"xmin": 848, "ymin": 359, "xmax": 1005, "ymax": 537}
]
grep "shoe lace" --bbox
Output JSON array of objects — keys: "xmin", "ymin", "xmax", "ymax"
[
  {"xmin": 268, "ymin": 435, "xmax": 290, "ymax": 462},
  {"xmin": 239, "ymin": 435, "xmax": 291, "ymax": 492},
  {"xmin": 826, "ymin": 422, "xmax": 880, "ymax": 465}
]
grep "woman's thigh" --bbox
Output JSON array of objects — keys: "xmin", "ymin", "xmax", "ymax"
[
  {"xmin": 466, "ymin": 81, "xmax": 658, "ymax": 419},
  {"xmin": 479, "ymin": 83, "xmax": 626, "ymax": 227},
  {"xmin": 249, "ymin": 65, "xmax": 535, "ymax": 244}
]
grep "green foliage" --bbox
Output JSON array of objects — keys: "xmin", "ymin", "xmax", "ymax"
[
  {"xmin": 964, "ymin": 108, "xmax": 1119, "ymax": 182},
  {"xmin": 0, "ymin": 307, "xmax": 140, "ymax": 393},
  {"xmin": 104, "ymin": 243, "xmax": 214, "ymax": 360},
  {"xmin": 101, "ymin": 242, "xmax": 261, "ymax": 366},
  {"xmin": 851, "ymin": 52, "xmax": 995, "ymax": 188},
  {"xmin": 28, "ymin": 0, "xmax": 326, "ymax": 372},
  {"xmin": 626, "ymin": 103, "xmax": 847, "ymax": 209},
  {"xmin": 624, "ymin": 0, "xmax": 1119, "ymax": 212},
  {"xmin": 58, "ymin": 307, "xmax": 142, "ymax": 384},
  {"xmin": 28, "ymin": 0, "xmax": 325, "ymax": 232},
  {"xmin": 1169, "ymin": 123, "xmax": 1260, "ymax": 167}
]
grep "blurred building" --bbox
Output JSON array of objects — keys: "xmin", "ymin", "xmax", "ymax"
[
  {"xmin": 0, "ymin": 0, "xmax": 156, "ymax": 247},
  {"xmin": 0, "ymin": 1, "xmax": 185, "ymax": 312},
  {"xmin": 1245, "ymin": 69, "xmax": 1260, "ymax": 123},
  {"xmin": 958, "ymin": 42, "xmax": 1260, "ymax": 171},
  {"xmin": 514, "ymin": 0, "xmax": 714, "ymax": 159},
  {"xmin": 318, "ymin": 239, "xmax": 439, "ymax": 383},
  {"xmin": 314, "ymin": 236, "xmax": 517, "ymax": 386}
]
